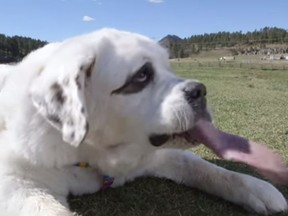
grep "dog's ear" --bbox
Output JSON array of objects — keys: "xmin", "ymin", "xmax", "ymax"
[{"xmin": 29, "ymin": 56, "xmax": 95, "ymax": 147}]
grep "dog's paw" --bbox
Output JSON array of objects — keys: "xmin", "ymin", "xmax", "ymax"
[{"xmin": 236, "ymin": 175, "xmax": 287, "ymax": 215}]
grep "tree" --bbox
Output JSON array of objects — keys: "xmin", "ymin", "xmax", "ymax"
[
  {"xmin": 159, "ymin": 26, "xmax": 288, "ymax": 58},
  {"xmin": 0, "ymin": 33, "xmax": 47, "ymax": 63}
]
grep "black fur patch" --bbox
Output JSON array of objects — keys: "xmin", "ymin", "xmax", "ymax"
[
  {"xmin": 85, "ymin": 122, "xmax": 89, "ymax": 132},
  {"xmin": 47, "ymin": 114, "xmax": 62, "ymax": 125},
  {"xmin": 51, "ymin": 83, "xmax": 66, "ymax": 104},
  {"xmin": 70, "ymin": 132, "xmax": 75, "ymax": 140},
  {"xmin": 86, "ymin": 58, "xmax": 95, "ymax": 78},
  {"xmin": 81, "ymin": 107, "xmax": 85, "ymax": 114},
  {"xmin": 75, "ymin": 75, "xmax": 81, "ymax": 89}
]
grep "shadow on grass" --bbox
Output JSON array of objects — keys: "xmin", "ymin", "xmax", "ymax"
[{"xmin": 69, "ymin": 159, "xmax": 288, "ymax": 216}]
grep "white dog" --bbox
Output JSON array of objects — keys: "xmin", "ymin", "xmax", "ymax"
[{"xmin": 0, "ymin": 29, "xmax": 286, "ymax": 216}]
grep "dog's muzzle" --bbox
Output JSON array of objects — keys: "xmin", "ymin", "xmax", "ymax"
[{"xmin": 149, "ymin": 81, "xmax": 210, "ymax": 147}]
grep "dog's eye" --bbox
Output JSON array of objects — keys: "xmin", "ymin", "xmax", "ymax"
[
  {"xmin": 134, "ymin": 70, "xmax": 148, "ymax": 83},
  {"xmin": 132, "ymin": 62, "xmax": 153, "ymax": 84},
  {"xmin": 111, "ymin": 62, "xmax": 154, "ymax": 95}
]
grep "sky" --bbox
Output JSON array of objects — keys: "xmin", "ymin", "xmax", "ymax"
[{"xmin": 1, "ymin": 0, "xmax": 288, "ymax": 42}]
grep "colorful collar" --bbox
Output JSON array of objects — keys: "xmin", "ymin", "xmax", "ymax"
[{"xmin": 74, "ymin": 162, "xmax": 114, "ymax": 189}]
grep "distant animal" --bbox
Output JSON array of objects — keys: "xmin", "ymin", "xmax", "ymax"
[
  {"xmin": 280, "ymin": 55, "xmax": 288, "ymax": 60},
  {"xmin": 218, "ymin": 56, "xmax": 235, "ymax": 61},
  {"xmin": 0, "ymin": 29, "xmax": 286, "ymax": 215}
]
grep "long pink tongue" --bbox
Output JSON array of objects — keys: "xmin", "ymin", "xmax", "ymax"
[{"xmin": 189, "ymin": 119, "xmax": 288, "ymax": 184}]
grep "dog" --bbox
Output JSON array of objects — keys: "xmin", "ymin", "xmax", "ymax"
[{"xmin": 0, "ymin": 28, "xmax": 286, "ymax": 216}]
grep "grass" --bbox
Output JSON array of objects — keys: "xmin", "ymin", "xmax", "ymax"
[{"xmin": 69, "ymin": 59, "xmax": 288, "ymax": 216}]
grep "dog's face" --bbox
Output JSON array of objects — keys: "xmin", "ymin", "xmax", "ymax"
[{"xmin": 30, "ymin": 29, "xmax": 211, "ymax": 150}]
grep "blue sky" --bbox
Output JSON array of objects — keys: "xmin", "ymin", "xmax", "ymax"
[{"xmin": 1, "ymin": 0, "xmax": 288, "ymax": 42}]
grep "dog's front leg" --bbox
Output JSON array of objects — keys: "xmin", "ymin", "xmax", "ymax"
[{"xmin": 139, "ymin": 149, "xmax": 287, "ymax": 215}]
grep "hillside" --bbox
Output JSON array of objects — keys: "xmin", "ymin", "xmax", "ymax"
[
  {"xmin": 159, "ymin": 27, "xmax": 288, "ymax": 58},
  {"xmin": 0, "ymin": 34, "xmax": 47, "ymax": 63},
  {"xmin": 159, "ymin": 35, "xmax": 183, "ymax": 49},
  {"xmin": 1, "ymin": 27, "xmax": 288, "ymax": 63}
]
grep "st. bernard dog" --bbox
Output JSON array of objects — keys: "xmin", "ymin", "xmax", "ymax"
[{"xmin": 0, "ymin": 29, "xmax": 286, "ymax": 215}]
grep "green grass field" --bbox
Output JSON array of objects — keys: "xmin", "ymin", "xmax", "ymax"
[{"xmin": 69, "ymin": 59, "xmax": 288, "ymax": 216}]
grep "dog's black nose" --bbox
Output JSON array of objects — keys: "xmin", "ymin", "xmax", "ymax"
[{"xmin": 183, "ymin": 82, "xmax": 207, "ymax": 103}]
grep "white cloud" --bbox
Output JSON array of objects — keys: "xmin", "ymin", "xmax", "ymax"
[
  {"xmin": 92, "ymin": 0, "xmax": 103, "ymax": 5},
  {"xmin": 148, "ymin": 0, "xmax": 164, "ymax": 3},
  {"xmin": 82, "ymin": 16, "xmax": 95, "ymax": 22}
]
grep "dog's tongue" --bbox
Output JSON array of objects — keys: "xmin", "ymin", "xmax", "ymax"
[{"xmin": 188, "ymin": 119, "xmax": 288, "ymax": 184}]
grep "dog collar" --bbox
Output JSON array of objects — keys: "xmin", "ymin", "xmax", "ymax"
[
  {"xmin": 74, "ymin": 162, "xmax": 114, "ymax": 189},
  {"xmin": 74, "ymin": 162, "xmax": 90, "ymax": 168}
]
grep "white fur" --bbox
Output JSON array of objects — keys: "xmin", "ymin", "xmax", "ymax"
[
  {"xmin": 0, "ymin": 64, "xmax": 12, "ymax": 90},
  {"xmin": 0, "ymin": 28, "xmax": 286, "ymax": 215}
]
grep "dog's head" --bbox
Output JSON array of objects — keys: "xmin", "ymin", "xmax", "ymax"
[{"xmin": 29, "ymin": 28, "xmax": 212, "ymax": 149}]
